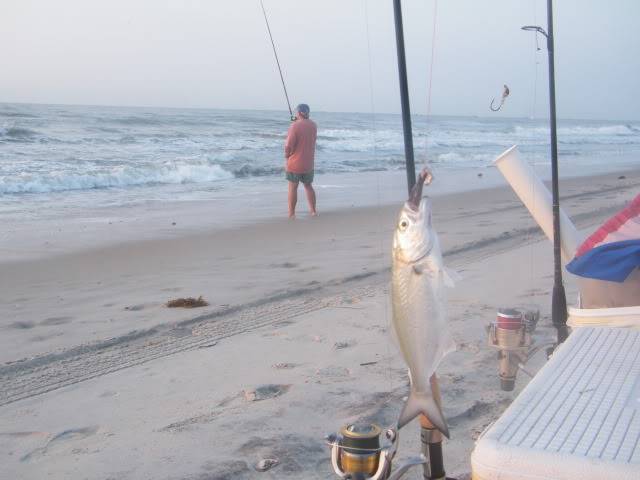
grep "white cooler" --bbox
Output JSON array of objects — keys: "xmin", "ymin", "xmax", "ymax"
[{"xmin": 471, "ymin": 326, "xmax": 640, "ymax": 480}]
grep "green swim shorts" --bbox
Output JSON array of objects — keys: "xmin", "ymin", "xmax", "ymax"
[{"xmin": 285, "ymin": 171, "xmax": 314, "ymax": 184}]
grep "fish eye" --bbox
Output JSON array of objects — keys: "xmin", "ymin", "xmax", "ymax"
[{"xmin": 399, "ymin": 219, "xmax": 409, "ymax": 230}]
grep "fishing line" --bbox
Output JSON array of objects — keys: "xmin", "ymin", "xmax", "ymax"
[
  {"xmin": 259, "ymin": 0, "xmax": 295, "ymax": 121},
  {"xmin": 531, "ymin": 0, "xmax": 540, "ymax": 120},
  {"xmin": 527, "ymin": 0, "xmax": 541, "ymax": 306},
  {"xmin": 363, "ymin": 0, "xmax": 394, "ymax": 395},
  {"xmin": 423, "ymin": 0, "xmax": 438, "ymax": 165},
  {"xmin": 426, "ymin": 0, "xmax": 438, "ymax": 119}
]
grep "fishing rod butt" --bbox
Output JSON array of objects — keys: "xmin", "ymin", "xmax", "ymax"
[{"xmin": 552, "ymin": 282, "xmax": 568, "ymax": 344}]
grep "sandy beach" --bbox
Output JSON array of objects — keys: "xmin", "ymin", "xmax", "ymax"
[{"xmin": 1, "ymin": 169, "xmax": 639, "ymax": 479}]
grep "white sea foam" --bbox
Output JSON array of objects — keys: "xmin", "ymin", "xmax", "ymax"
[
  {"xmin": 514, "ymin": 124, "xmax": 636, "ymax": 137},
  {"xmin": 0, "ymin": 161, "xmax": 233, "ymax": 194}
]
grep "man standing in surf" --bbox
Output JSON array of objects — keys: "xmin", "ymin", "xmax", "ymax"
[{"xmin": 284, "ymin": 103, "xmax": 317, "ymax": 219}]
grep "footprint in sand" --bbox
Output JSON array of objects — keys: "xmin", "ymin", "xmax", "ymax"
[
  {"xmin": 243, "ymin": 384, "xmax": 290, "ymax": 402},
  {"xmin": 297, "ymin": 266, "xmax": 319, "ymax": 273},
  {"xmin": 40, "ymin": 316, "xmax": 72, "ymax": 326},
  {"xmin": 99, "ymin": 390, "xmax": 118, "ymax": 398},
  {"xmin": 238, "ymin": 433, "xmax": 323, "ymax": 474},
  {"xmin": 10, "ymin": 297, "xmax": 30, "ymax": 304},
  {"xmin": 21, "ymin": 426, "xmax": 99, "ymax": 462},
  {"xmin": 29, "ymin": 332, "xmax": 63, "ymax": 343},
  {"xmin": 315, "ymin": 366, "xmax": 350, "ymax": 378},
  {"xmin": 8, "ymin": 321, "xmax": 36, "ymax": 330},
  {"xmin": 202, "ymin": 460, "xmax": 250, "ymax": 478},
  {"xmin": 269, "ymin": 262, "xmax": 298, "ymax": 269}
]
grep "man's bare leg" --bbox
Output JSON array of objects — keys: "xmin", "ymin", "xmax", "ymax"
[
  {"xmin": 288, "ymin": 181, "xmax": 298, "ymax": 218},
  {"xmin": 303, "ymin": 182, "xmax": 317, "ymax": 216}
]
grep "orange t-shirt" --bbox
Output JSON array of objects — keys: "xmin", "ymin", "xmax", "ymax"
[{"xmin": 285, "ymin": 118, "xmax": 317, "ymax": 174}]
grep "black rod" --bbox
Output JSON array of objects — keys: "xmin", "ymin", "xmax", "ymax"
[
  {"xmin": 421, "ymin": 427, "xmax": 447, "ymax": 480},
  {"xmin": 393, "ymin": 0, "xmax": 416, "ymax": 192},
  {"xmin": 545, "ymin": 0, "xmax": 568, "ymax": 343},
  {"xmin": 260, "ymin": 0, "xmax": 295, "ymax": 120}
]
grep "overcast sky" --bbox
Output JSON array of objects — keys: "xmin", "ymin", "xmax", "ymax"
[{"xmin": 2, "ymin": 0, "xmax": 638, "ymax": 120}]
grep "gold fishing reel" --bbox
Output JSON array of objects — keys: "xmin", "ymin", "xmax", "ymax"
[
  {"xmin": 327, "ymin": 422, "xmax": 427, "ymax": 479},
  {"xmin": 338, "ymin": 424, "xmax": 383, "ymax": 476},
  {"xmin": 328, "ymin": 423, "xmax": 392, "ymax": 479}
]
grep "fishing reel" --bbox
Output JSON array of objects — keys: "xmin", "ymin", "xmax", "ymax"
[
  {"xmin": 486, "ymin": 306, "xmax": 539, "ymax": 391},
  {"xmin": 327, "ymin": 423, "xmax": 426, "ymax": 480}
]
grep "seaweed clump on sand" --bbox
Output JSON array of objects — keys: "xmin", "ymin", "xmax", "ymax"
[{"xmin": 166, "ymin": 296, "xmax": 209, "ymax": 308}]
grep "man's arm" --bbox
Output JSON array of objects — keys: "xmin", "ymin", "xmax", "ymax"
[{"xmin": 284, "ymin": 125, "xmax": 297, "ymax": 158}]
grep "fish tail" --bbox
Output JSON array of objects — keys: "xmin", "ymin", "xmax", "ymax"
[{"xmin": 397, "ymin": 391, "xmax": 450, "ymax": 439}]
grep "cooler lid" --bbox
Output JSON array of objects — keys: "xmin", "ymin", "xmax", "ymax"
[{"xmin": 471, "ymin": 327, "xmax": 640, "ymax": 480}]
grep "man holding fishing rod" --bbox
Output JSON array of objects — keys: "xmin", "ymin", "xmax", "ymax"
[{"xmin": 285, "ymin": 103, "xmax": 317, "ymax": 219}]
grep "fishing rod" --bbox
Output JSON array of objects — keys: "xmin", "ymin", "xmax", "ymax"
[
  {"xmin": 522, "ymin": 0, "xmax": 568, "ymax": 346},
  {"xmin": 327, "ymin": 3, "xmax": 454, "ymax": 479},
  {"xmin": 259, "ymin": 0, "xmax": 295, "ymax": 121}
]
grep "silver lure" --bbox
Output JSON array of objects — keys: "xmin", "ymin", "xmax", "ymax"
[{"xmin": 391, "ymin": 168, "xmax": 455, "ymax": 438}]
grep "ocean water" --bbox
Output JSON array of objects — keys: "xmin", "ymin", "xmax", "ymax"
[{"xmin": 1, "ymin": 102, "xmax": 639, "ymax": 218}]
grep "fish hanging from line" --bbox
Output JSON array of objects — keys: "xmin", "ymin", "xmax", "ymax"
[
  {"xmin": 391, "ymin": 168, "xmax": 456, "ymax": 438},
  {"xmin": 490, "ymin": 84, "xmax": 510, "ymax": 111}
]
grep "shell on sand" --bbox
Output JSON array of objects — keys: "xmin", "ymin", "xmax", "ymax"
[{"xmin": 255, "ymin": 458, "xmax": 279, "ymax": 472}]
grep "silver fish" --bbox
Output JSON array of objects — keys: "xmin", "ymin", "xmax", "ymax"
[{"xmin": 391, "ymin": 168, "xmax": 456, "ymax": 437}]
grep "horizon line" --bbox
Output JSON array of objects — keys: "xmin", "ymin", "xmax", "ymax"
[{"xmin": 0, "ymin": 100, "xmax": 637, "ymax": 124}]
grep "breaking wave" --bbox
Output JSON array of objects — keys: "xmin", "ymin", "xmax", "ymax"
[
  {"xmin": 232, "ymin": 165, "xmax": 283, "ymax": 178},
  {"xmin": 0, "ymin": 126, "xmax": 39, "ymax": 138},
  {"xmin": 0, "ymin": 161, "xmax": 233, "ymax": 194}
]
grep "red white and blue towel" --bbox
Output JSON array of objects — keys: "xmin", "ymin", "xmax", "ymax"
[{"xmin": 566, "ymin": 193, "xmax": 640, "ymax": 282}]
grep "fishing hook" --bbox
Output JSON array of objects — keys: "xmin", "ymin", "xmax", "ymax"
[{"xmin": 490, "ymin": 84, "xmax": 510, "ymax": 112}]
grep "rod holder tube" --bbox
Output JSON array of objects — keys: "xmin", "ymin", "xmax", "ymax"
[{"xmin": 493, "ymin": 145, "xmax": 580, "ymax": 263}]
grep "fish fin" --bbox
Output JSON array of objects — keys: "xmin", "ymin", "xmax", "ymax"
[
  {"xmin": 397, "ymin": 390, "xmax": 450, "ymax": 438},
  {"xmin": 442, "ymin": 267, "xmax": 461, "ymax": 288}
]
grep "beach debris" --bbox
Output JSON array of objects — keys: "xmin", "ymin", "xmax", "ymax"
[
  {"xmin": 618, "ymin": 175, "xmax": 626, "ymax": 180},
  {"xmin": 166, "ymin": 296, "xmax": 209, "ymax": 308},
  {"xmin": 124, "ymin": 304, "xmax": 145, "ymax": 311},
  {"xmin": 272, "ymin": 362, "xmax": 296, "ymax": 369},
  {"xmin": 391, "ymin": 167, "xmax": 456, "ymax": 438},
  {"xmin": 243, "ymin": 384, "xmax": 290, "ymax": 402},
  {"xmin": 255, "ymin": 458, "xmax": 279, "ymax": 472},
  {"xmin": 333, "ymin": 340, "xmax": 355, "ymax": 350},
  {"xmin": 490, "ymin": 84, "xmax": 510, "ymax": 111},
  {"xmin": 198, "ymin": 341, "xmax": 218, "ymax": 349},
  {"xmin": 359, "ymin": 361, "xmax": 378, "ymax": 366}
]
